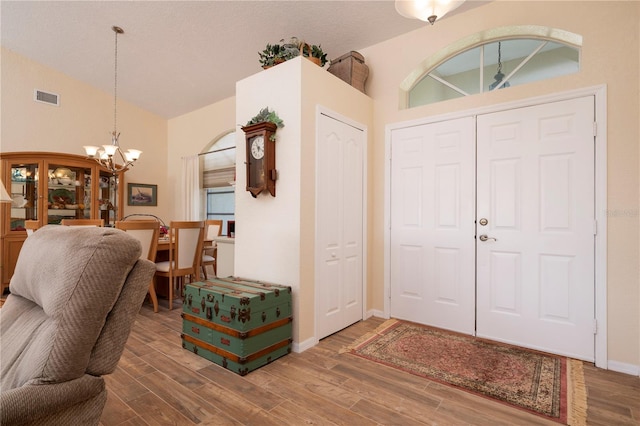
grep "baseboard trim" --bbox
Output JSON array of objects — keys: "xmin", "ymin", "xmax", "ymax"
[
  {"xmin": 293, "ymin": 336, "xmax": 318, "ymax": 353},
  {"xmin": 366, "ymin": 309, "xmax": 386, "ymax": 319},
  {"xmin": 607, "ymin": 360, "xmax": 640, "ymax": 376}
]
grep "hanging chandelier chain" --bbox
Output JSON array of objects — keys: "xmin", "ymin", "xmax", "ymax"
[
  {"xmin": 497, "ymin": 41, "xmax": 503, "ymax": 73},
  {"xmin": 112, "ymin": 26, "xmax": 124, "ymax": 141},
  {"xmin": 113, "ymin": 27, "xmax": 118, "ymax": 137}
]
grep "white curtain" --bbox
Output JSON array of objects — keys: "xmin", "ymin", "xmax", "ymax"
[{"xmin": 181, "ymin": 155, "xmax": 200, "ymax": 220}]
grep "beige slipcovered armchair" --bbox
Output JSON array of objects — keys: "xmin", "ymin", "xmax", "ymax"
[{"xmin": 0, "ymin": 225, "xmax": 156, "ymax": 425}]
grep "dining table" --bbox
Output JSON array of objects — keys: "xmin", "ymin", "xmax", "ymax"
[
  {"xmin": 156, "ymin": 236, "xmax": 171, "ymax": 253},
  {"xmin": 154, "ymin": 238, "xmax": 213, "ymax": 300}
]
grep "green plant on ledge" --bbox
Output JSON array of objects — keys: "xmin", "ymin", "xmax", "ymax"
[
  {"xmin": 279, "ymin": 37, "xmax": 301, "ymax": 61},
  {"xmin": 258, "ymin": 38, "xmax": 300, "ymax": 69},
  {"xmin": 245, "ymin": 107, "xmax": 284, "ymax": 140},
  {"xmin": 258, "ymin": 37, "xmax": 328, "ymax": 68},
  {"xmin": 258, "ymin": 43, "xmax": 284, "ymax": 68}
]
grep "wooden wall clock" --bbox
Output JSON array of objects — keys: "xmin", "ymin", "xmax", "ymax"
[{"xmin": 241, "ymin": 121, "xmax": 277, "ymax": 197}]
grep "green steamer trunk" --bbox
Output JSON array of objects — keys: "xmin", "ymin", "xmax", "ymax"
[
  {"xmin": 183, "ymin": 277, "xmax": 292, "ymax": 330},
  {"xmin": 181, "ymin": 277, "xmax": 293, "ymax": 375}
]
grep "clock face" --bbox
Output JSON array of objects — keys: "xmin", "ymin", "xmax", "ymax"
[{"xmin": 251, "ymin": 136, "xmax": 265, "ymax": 160}]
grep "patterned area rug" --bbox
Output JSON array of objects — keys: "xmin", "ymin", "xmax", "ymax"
[{"xmin": 342, "ymin": 319, "xmax": 587, "ymax": 425}]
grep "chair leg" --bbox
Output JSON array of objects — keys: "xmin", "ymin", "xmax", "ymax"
[
  {"xmin": 168, "ymin": 274, "xmax": 173, "ymax": 311},
  {"xmin": 177, "ymin": 276, "xmax": 182, "ymax": 301},
  {"xmin": 202, "ymin": 265, "xmax": 208, "ymax": 280},
  {"xmin": 148, "ymin": 280, "xmax": 158, "ymax": 313}
]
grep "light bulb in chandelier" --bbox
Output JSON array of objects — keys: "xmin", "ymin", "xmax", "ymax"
[{"xmin": 102, "ymin": 144, "xmax": 118, "ymax": 157}]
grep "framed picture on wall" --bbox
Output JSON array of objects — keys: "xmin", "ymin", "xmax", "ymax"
[{"xmin": 127, "ymin": 183, "xmax": 157, "ymax": 206}]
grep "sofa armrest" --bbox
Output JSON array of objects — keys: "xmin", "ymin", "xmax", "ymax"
[{"xmin": 1, "ymin": 375, "xmax": 105, "ymax": 426}]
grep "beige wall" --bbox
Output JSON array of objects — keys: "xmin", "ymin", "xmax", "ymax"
[
  {"xmin": 360, "ymin": 1, "xmax": 640, "ymax": 369},
  {"xmin": 167, "ymin": 96, "xmax": 236, "ymax": 222},
  {"xmin": 0, "ymin": 47, "xmax": 169, "ymax": 221}
]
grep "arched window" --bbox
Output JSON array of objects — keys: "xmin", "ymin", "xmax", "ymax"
[
  {"xmin": 401, "ymin": 26, "xmax": 582, "ymax": 108},
  {"xmin": 202, "ymin": 131, "xmax": 235, "ymax": 235}
]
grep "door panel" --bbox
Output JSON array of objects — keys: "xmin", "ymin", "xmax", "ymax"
[
  {"xmin": 476, "ymin": 97, "xmax": 595, "ymax": 361},
  {"xmin": 317, "ymin": 114, "xmax": 364, "ymax": 339},
  {"xmin": 390, "ymin": 117, "xmax": 475, "ymax": 334}
]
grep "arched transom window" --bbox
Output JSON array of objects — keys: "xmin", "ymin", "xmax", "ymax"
[{"xmin": 401, "ymin": 26, "xmax": 582, "ymax": 108}]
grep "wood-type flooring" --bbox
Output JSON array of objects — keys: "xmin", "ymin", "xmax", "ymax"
[{"xmin": 100, "ymin": 300, "xmax": 640, "ymax": 426}]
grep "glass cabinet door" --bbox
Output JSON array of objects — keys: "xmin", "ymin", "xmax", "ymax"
[
  {"xmin": 47, "ymin": 163, "xmax": 92, "ymax": 225},
  {"xmin": 9, "ymin": 163, "xmax": 39, "ymax": 231},
  {"xmin": 97, "ymin": 170, "xmax": 117, "ymax": 227}
]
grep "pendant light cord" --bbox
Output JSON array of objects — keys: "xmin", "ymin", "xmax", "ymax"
[
  {"xmin": 114, "ymin": 28, "xmax": 118, "ymax": 136},
  {"xmin": 112, "ymin": 26, "xmax": 123, "ymax": 140}
]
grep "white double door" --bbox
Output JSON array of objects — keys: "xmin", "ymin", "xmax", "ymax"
[{"xmin": 390, "ymin": 97, "xmax": 595, "ymax": 361}]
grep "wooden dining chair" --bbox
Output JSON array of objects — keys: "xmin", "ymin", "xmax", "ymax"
[
  {"xmin": 116, "ymin": 220, "xmax": 160, "ymax": 312},
  {"xmin": 154, "ymin": 220, "xmax": 204, "ymax": 310},
  {"xmin": 201, "ymin": 219, "xmax": 223, "ymax": 279},
  {"xmin": 60, "ymin": 218, "xmax": 104, "ymax": 226},
  {"xmin": 25, "ymin": 220, "xmax": 40, "ymax": 236}
]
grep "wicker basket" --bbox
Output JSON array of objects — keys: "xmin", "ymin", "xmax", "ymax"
[
  {"xmin": 300, "ymin": 43, "xmax": 322, "ymax": 67},
  {"xmin": 327, "ymin": 51, "xmax": 369, "ymax": 93}
]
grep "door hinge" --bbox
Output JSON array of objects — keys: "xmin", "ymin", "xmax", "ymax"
[
  {"xmin": 594, "ymin": 220, "xmax": 597, "ymax": 236},
  {"xmin": 593, "ymin": 319, "xmax": 598, "ymax": 334},
  {"xmin": 593, "ymin": 121, "xmax": 597, "ymax": 137}
]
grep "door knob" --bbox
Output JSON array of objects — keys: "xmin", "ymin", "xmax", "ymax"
[{"xmin": 479, "ymin": 234, "xmax": 497, "ymax": 242}]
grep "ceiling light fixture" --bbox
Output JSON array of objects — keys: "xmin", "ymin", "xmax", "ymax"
[
  {"xmin": 83, "ymin": 26, "xmax": 142, "ymax": 173},
  {"xmin": 83, "ymin": 25, "xmax": 142, "ymax": 223},
  {"xmin": 395, "ymin": 0, "xmax": 465, "ymax": 25},
  {"xmin": 489, "ymin": 41, "xmax": 511, "ymax": 91}
]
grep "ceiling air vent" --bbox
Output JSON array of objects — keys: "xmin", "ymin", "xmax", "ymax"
[{"xmin": 34, "ymin": 89, "xmax": 60, "ymax": 106}]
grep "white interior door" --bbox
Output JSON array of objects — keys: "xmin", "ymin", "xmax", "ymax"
[
  {"xmin": 476, "ymin": 97, "xmax": 595, "ymax": 361},
  {"xmin": 390, "ymin": 117, "xmax": 476, "ymax": 334},
  {"xmin": 316, "ymin": 113, "xmax": 364, "ymax": 339}
]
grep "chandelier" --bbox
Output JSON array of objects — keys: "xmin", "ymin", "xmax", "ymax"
[
  {"xmin": 83, "ymin": 26, "xmax": 141, "ymax": 173},
  {"xmin": 395, "ymin": 0, "xmax": 465, "ymax": 25}
]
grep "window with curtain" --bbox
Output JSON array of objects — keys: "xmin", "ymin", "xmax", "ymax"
[{"xmin": 202, "ymin": 132, "xmax": 236, "ymax": 235}]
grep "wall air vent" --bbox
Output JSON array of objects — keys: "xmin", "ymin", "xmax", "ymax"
[{"xmin": 34, "ymin": 89, "xmax": 60, "ymax": 106}]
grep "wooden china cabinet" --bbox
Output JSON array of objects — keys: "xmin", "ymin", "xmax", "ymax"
[{"xmin": 0, "ymin": 152, "xmax": 124, "ymax": 287}]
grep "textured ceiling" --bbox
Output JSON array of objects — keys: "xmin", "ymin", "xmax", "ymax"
[{"xmin": 1, "ymin": 1, "xmax": 484, "ymax": 119}]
